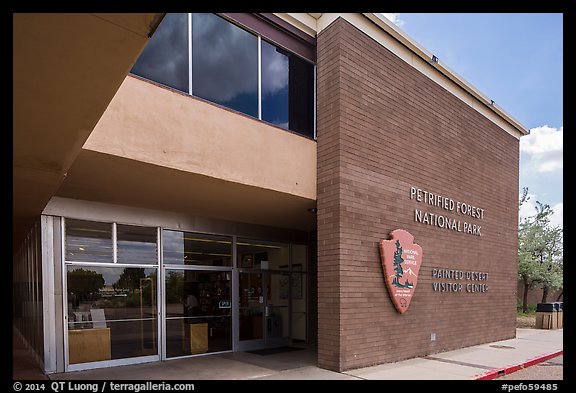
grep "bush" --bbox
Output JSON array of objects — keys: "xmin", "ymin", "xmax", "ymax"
[{"xmin": 517, "ymin": 303, "xmax": 536, "ymax": 316}]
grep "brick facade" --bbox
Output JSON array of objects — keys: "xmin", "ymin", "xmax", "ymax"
[
  {"xmin": 316, "ymin": 18, "xmax": 519, "ymax": 371},
  {"xmin": 517, "ymin": 283, "xmax": 563, "ymax": 308}
]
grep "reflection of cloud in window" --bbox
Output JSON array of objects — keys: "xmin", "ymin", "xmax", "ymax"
[
  {"xmin": 192, "ymin": 13, "xmax": 257, "ymax": 103},
  {"xmin": 117, "ymin": 240, "xmax": 157, "ymax": 264},
  {"xmin": 162, "ymin": 230, "xmax": 185, "ymax": 264},
  {"xmin": 262, "ymin": 41, "xmax": 288, "ymax": 96},
  {"xmin": 131, "ymin": 13, "xmax": 188, "ymax": 92}
]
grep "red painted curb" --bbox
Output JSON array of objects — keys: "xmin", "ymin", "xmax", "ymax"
[{"xmin": 474, "ymin": 350, "xmax": 563, "ymax": 380}]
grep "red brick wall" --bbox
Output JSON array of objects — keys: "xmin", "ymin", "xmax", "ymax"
[
  {"xmin": 316, "ymin": 18, "xmax": 519, "ymax": 372},
  {"xmin": 517, "ymin": 282, "xmax": 563, "ymax": 307}
]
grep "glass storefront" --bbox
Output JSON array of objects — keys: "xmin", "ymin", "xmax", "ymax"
[
  {"xmin": 66, "ymin": 266, "xmax": 158, "ymax": 364},
  {"xmin": 63, "ymin": 219, "xmax": 308, "ymax": 370},
  {"xmin": 64, "ymin": 219, "xmax": 160, "ymax": 369}
]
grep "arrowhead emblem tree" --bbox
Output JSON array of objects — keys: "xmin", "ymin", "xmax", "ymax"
[{"xmin": 380, "ymin": 229, "xmax": 423, "ymax": 313}]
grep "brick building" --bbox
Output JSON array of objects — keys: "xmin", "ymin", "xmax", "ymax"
[{"xmin": 13, "ymin": 13, "xmax": 528, "ymax": 374}]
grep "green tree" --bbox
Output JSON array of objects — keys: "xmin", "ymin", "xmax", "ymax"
[
  {"xmin": 140, "ymin": 271, "xmax": 157, "ymax": 307},
  {"xmin": 165, "ymin": 271, "xmax": 184, "ymax": 304},
  {"xmin": 67, "ymin": 268, "xmax": 105, "ymax": 302},
  {"xmin": 518, "ymin": 188, "xmax": 563, "ymax": 312},
  {"xmin": 114, "ymin": 268, "xmax": 145, "ymax": 291}
]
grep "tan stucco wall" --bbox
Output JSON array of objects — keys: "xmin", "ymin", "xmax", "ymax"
[{"xmin": 84, "ymin": 75, "xmax": 317, "ymax": 200}]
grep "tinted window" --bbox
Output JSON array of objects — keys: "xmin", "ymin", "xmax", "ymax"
[
  {"xmin": 117, "ymin": 225, "xmax": 158, "ymax": 265},
  {"xmin": 261, "ymin": 40, "xmax": 289, "ymax": 128},
  {"xmin": 65, "ymin": 219, "xmax": 113, "ymax": 263},
  {"xmin": 262, "ymin": 39, "xmax": 315, "ymax": 137},
  {"xmin": 287, "ymin": 53, "xmax": 315, "ymax": 137},
  {"xmin": 192, "ymin": 13, "xmax": 258, "ymax": 117},
  {"xmin": 131, "ymin": 13, "xmax": 189, "ymax": 93},
  {"xmin": 131, "ymin": 13, "xmax": 315, "ymax": 138}
]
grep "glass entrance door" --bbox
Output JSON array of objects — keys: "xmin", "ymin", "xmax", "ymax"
[
  {"xmin": 266, "ymin": 271, "xmax": 290, "ymax": 346},
  {"xmin": 236, "ymin": 239, "xmax": 292, "ymax": 351},
  {"xmin": 238, "ymin": 271, "xmax": 265, "ymax": 343},
  {"xmin": 161, "ymin": 230, "xmax": 233, "ymax": 359},
  {"xmin": 237, "ymin": 270, "xmax": 291, "ymax": 350}
]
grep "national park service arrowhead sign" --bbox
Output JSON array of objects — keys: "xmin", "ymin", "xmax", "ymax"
[{"xmin": 379, "ymin": 229, "xmax": 423, "ymax": 314}]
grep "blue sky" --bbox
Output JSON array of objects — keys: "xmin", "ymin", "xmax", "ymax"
[{"xmin": 382, "ymin": 13, "xmax": 563, "ymax": 228}]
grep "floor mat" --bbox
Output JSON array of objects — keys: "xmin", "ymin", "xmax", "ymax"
[{"xmin": 246, "ymin": 346, "xmax": 304, "ymax": 356}]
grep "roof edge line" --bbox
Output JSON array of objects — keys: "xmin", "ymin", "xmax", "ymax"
[{"xmin": 362, "ymin": 13, "xmax": 529, "ymax": 136}]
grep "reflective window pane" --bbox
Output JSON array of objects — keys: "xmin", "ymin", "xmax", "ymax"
[
  {"xmin": 262, "ymin": 40, "xmax": 315, "ymax": 138},
  {"xmin": 291, "ymin": 272, "xmax": 307, "ymax": 342},
  {"xmin": 192, "ymin": 13, "xmax": 258, "ymax": 117},
  {"xmin": 67, "ymin": 266, "xmax": 158, "ymax": 364},
  {"xmin": 261, "ymin": 40, "xmax": 289, "ymax": 128},
  {"xmin": 268, "ymin": 272, "xmax": 289, "ymax": 339},
  {"xmin": 163, "ymin": 230, "xmax": 232, "ymax": 266},
  {"xmin": 292, "ymin": 244, "xmax": 308, "ymax": 272},
  {"xmin": 117, "ymin": 225, "xmax": 158, "ymax": 265},
  {"xmin": 287, "ymin": 53, "xmax": 315, "ymax": 137},
  {"xmin": 65, "ymin": 219, "xmax": 113, "ymax": 263},
  {"xmin": 165, "ymin": 269, "xmax": 231, "ymax": 357},
  {"xmin": 131, "ymin": 13, "xmax": 189, "ymax": 93}
]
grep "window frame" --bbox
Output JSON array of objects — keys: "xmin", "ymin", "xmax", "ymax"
[
  {"xmin": 131, "ymin": 13, "xmax": 317, "ymax": 140},
  {"xmin": 64, "ymin": 218, "xmax": 159, "ymax": 267}
]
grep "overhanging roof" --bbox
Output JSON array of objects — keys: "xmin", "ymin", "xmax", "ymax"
[{"xmin": 13, "ymin": 13, "xmax": 165, "ymax": 252}]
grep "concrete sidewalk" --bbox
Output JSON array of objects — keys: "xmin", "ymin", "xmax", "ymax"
[
  {"xmin": 24, "ymin": 328, "xmax": 563, "ymax": 380},
  {"xmin": 342, "ymin": 328, "xmax": 563, "ymax": 380}
]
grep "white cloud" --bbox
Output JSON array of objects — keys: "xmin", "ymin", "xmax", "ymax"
[
  {"xmin": 262, "ymin": 42, "xmax": 288, "ymax": 95},
  {"xmin": 520, "ymin": 125, "xmax": 563, "ymax": 173},
  {"xmin": 549, "ymin": 202, "xmax": 563, "ymax": 229},
  {"xmin": 381, "ymin": 13, "xmax": 405, "ymax": 27},
  {"xmin": 518, "ymin": 192, "xmax": 537, "ymax": 223},
  {"xmin": 519, "ymin": 193, "xmax": 563, "ymax": 229}
]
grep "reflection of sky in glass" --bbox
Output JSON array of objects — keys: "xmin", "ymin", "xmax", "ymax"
[
  {"xmin": 66, "ymin": 220, "xmax": 159, "ymax": 265},
  {"xmin": 192, "ymin": 13, "xmax": 258, "ymax": 117},
  {"xmin": 65, "ymin": 219, "xmax": 113, "ymax": 263},
  {"xmin": 130, "ymin": 12, "xmax": 315, "ymax": 138},
  {"xmin": 66, "ymin": 235, "xmax": 112, "ymax": 263},
  {"xmin": 117, "ymin": 240, "xmax": 157, "ymax": 264},
  {"xmin": 162, "ymin": 230, "xmax": 184, "ymax": 265},
  {"xmin": 262, "ymin": 40, "xmax": 289, "ymax": 128},
  {"xmin": 131, "ymin": 13, "xmax": 189, "ymax": 93},
  {"xmin": 117, "ymin": 225, "xmax": 158, "ymax": 265}
]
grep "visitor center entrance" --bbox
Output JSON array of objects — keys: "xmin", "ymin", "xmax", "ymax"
[{"xmin": 62, "ymin": 219, "xmax": 308, "ymax": 371}]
